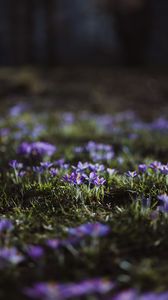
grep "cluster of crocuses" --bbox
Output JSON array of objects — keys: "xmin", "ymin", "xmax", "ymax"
[
  {"xmin": 112, "ymin": 289, "xmax": 168, "ymax": 300},
  {"xmin": 0, "ymin": 220, "xmax": 111, "ymax": 269},
  {"xmin": 1, "ymin": 105, "xmax": 168, "ymax": 147},
  {"xmin": 57, "ymin": 110, "xmax": 168, "ymax": 135},
  {"xmin": 9, "ymin": 153, "xmax": 168, "ymax": 198},
  {"xmin": 126, "ymin": 161, "xmax": 168, "ymax": 178},
  {"xmin": 63, "ymin": 161, "xmax": 107, "ymax": 187},
  {"xmin": 24, "ymin": 278, "xmax": 115, "ymax": 300},
  {"xmin": 9, "ymin": 157, "xmax": 110, "ymax": 188},
  {"xmin": 17, "ymin": 141, "xmax": 57, "ymax": 158},
  {"xmin": 24, "ymin": 284, "xmax": 168, "ymax": 300},
  {"xmin": 74, "ymin": 141, "xmax": 115, "ymax": 162}
]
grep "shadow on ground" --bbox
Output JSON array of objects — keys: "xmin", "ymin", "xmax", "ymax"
[{"xmin": 0, "ymin": 67, "xmax": 168, "ymax": 119}]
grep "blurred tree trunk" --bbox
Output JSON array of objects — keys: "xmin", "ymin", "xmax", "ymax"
[
  {"xmin": 113, "ymin": 0, "xmax": 152, "ymax": 65},
  {"xmin": 101, "ymin": 0, "xmax": 153, "ymax": 65},
  {"xmin": 9, "ymin": 0, "xmax": 34, "ymax": 65},
  {"xmin": 9, "ymin": 0, "xmax": 21, "ymax": 65},
  {"xmin": 24, "ymin": 0, "xmax": 34, "ymax": 64},
  {"xmin": 45, "ymin": 0, "xmax": 59, "ymax": 66}
]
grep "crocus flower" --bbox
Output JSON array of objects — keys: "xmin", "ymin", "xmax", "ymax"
[
  {"xmin": 89, "ymin": 163, "xmax": 105, "ymax": 172},
  {"xmin": 18, "ymin": 170, "xmax": 26, "ymax": 177},
  {"xmin": 40, "ymin": 162, "xmax": 53, "ymax": 169},
  {"xmin": 157, "ymin": 194, "xmax": 168, "ymax": 213},
  {"xmin": 49, "ymin": 168, "xmax": 58, "ymax": 177},
  {"xmin": 63, "ymin": 172, "xmax": 85, "ymax": 185},
  {"xmin": 9, "ymin": 160, "xmax": 23, "ymax": 170},
  {"xmin": 0, "ymin": 219, "xmax": 14, "ymax": 232},
  {"xmin": 86, "ymin": 142, "xmax": 114, "ymax": 162},
  {"xmin": 26, "ymin": 245, "xmax": 44, "ymax": 259},
  {"xmin": 151, "ymin": 117, "xmax": 168, "ymax": 131},
  {"xmin": 93, "ymin": 175, "xmax": 106, "ymax": 186},
  {"xmin": 17, "ymin": 142, "xmax": 32, "ymax": 155},
  {"xmin": 9, "ymin": 103, "xmax": 28, "ymax": 117},
  {"xmin": 0, "ymin": 247, "xmax": 24, "ymax": 268},
  {"xmin": 73, "ymin": 162, "xmax": 89, "ymax": 173},
  {"xmin": 149, "ymin": 161, "xmax": 162, "ymax": 172},
  {"xmin": 158, "ymin": 194, "xmax": 168, "ymax": 203},
  {"xmin": 33, "ymin": 166, "xmax": 44, "ymax": 174},
  {"xmin": 126, "ymin": 171, "xmax": 138, "ymax": 178},
  {"xmin": 46, "ymin": 237, "xmax": 79, "ymax": 250},
  {"xmin": 61, "ymin": 112, "xmax": 75, "ymax": 125},
  {"xmin": 107, "ymin": 168, "xmax": 116, "ymax": 176},
  {"xmin": 159, "ymin": 165, "xmax": 168, "ymax": 175},
  {"xmin": 18, "ymin": 142, "xmax": 56, "ymax": 157},
  {"xmin": 74, "ymin": 146, "xmax": 83, "ymax": 154},
  {"xmin": 68, "ymin": 222, "xmax": 110, "ymax": 238},
  {"xmin": 86, "ymin": 172, "xmax": 106, "ymax": 186},
  {"xmin": 46, "ymin": 239, "xmax": 61, "ymax": 250},
  {"xmin": 138, "ymin": 164, "xmax": 147, "ymax": 174}
]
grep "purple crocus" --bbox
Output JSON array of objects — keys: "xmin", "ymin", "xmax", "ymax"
[
  {"xmin": 49, "ymin": 168, "xmax": 58, "ymax": 177},
  {"xmin": 86, "ymin": 142, "xmax": 114, "ymax": 162},
  {"xmin": 159, "ymin": 165, "xmax": 168, "ymax": 175},
  {"xmin": 149, "ymin": 161, "xmax": 162, "ymax": 172},
  {"xmin": 26, "ymin": 245, "xmax": 44, "ymax": 259},
  {"xmin": 17, "ymin": 142, "xmax": 32, "ymax": 155},
  {"xmin": 46, "ymin": 239, "xmax": 61, "ymax": 250},
  {"xmin": 138, "ymin": 164, "xmax": 147, "ymax": 174},
  {"xmin": 54, "ymin": 159, "xmax": 65, "ymax": 167},
  {"xmin": 73, "ymin": 161, "xmax": 89, "ymax": 173},
  {"xmin": 87, "ymin": 172, "xmax": 106, "ymax": 186},
  {"xmin": 40, "ymin": 162, "xmax": 53, "ymax": 169},
  {"xmin": 157, "ymin": 194, "xmax": 168, "ymax": 213},
  {"xmin": 151, "ymin": 117, "xmax": 168, "ymax": 131},
  {"xmin": 68, "ymin": 222, "xmax": 110, "ymax": 238},
  {"xmin": 33, "ymin": 166, "xmax": 44, "ymax": 174},
  {"xmin": 158, "ymin": 194, "xmax": 168, "ymax": 203},
  {"xmin": 63, "ymin": 172, "xmax": 85, "ymax": 185},
  {"xmin": 0, "ymin": 247, "xmax": 24, "ymax": 268},
  {"xmin": 18, "ymin": 142, "xmax": 56, "ymax": 157},
  {"xmin": 107, "ymin": 168, "xmax": 116, "ymax": 176},
  {"xmin": 31, "ymin": 142, "xmax": 56, "ymax": 157},
  {"xmin": 89, "ymin": 163, "xmax": 105, "ymax": 172},
  {"xmin": 74, "ymin": 146, "xmax": 83, "ymax": 154},
  {"xmin": 18, "ymin": 170, "xmax": 26, "ymax": 177},
  {"xmin": 9, "ymin": 160, "xmax": 23, "ymax": 170},
  {"xmin": 9, "ymin": 103, "xmax": 28, "ymax": 117},
  {"xmin": 46, "ymin": 237, "xmax": 79, "ymax": 250},
  {"xmin": 0, "ymin": 219, "xmax": 14, "ymax": 232},
  {"xmin": 126, "ymin": 171, "xmax": 138, "ymax": 178},
  {"xmin": 93, "ymin": 175, "xmax": 106, "ymax": 187}
]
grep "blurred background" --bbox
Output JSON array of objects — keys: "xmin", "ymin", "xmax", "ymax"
[{"xmin": 0, "ymin": 0, "xmax": 168, "ymax": 116}]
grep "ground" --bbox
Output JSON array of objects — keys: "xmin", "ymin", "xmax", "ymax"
[{"xmin": 0, "ymin": 68, "xmax": 168, "ymax": 300}]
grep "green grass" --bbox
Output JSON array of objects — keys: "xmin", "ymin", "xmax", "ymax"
[{"xmin": 0, "ymin": 103, "xmax": 168, "ymax": 300}]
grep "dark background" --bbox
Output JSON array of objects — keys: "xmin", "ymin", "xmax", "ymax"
[
  {"xmin": 0, "ymin": 1, "xmax": 168, "ymax": 117},
  {"xmin": 0, "ymin": 0, "xmax": 168, "ymax": 66}
]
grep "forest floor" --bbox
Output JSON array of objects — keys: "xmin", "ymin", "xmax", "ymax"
[{"xmin": 0, "ymin": 68, "xmax": 168, "ymax": 300}]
